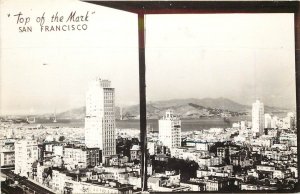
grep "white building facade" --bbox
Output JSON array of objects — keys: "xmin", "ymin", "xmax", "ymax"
[
  {"xmin": 252, "ymin": 100, "xmax": 264, "ymax": 136},
  {"xmin": 264, "ymin": 114, "xmax": 272, "ymax": 128},
  {"xmin": 287, "ymin": 112, "xmax": 296, "ymax": 130},
  {"xmin": 0, "ymin": 139, "xmax": 15, "ymax": 167},
  {"xmin": 159, "ymin": 110, "xmax": 181, "ymax": 149},
  {"xmin": 85, "ymin": 78, "xmax": 116, "ymax": 158},
  {"xmin": 14, "ymin": 139, "xmax": 38, "ymax": 176}
]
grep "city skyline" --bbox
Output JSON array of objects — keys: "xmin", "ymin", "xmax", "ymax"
[
  {"xmin": 1, "ymin": 0, "xmax": 297, "ymax": 116},
  {"xmin": 0, "ymin": 1, "xmax": 298, "ymax": 193},
  {"xmin": 0, "ymin": 95, "xmax": 295, "ymax": 117},
  {"xmin": 1, "ymin": 96, "xmax": 297, "ymax": 193}
]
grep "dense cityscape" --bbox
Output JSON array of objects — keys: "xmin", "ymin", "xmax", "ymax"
[{"xmin": 0, "ymin": 78, "xmax": 298, "ymax": 193}]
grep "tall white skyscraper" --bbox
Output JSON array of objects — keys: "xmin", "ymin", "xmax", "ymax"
[
  {"xmin": 287, "ymin": 112, "xmax": 296, "ymax": 130},
  {"xmin": 252, "ymin": 100, "xmax": 264, "ymax": 136},
  {"xmin": 159, "ymin": 110, "xmax": 181, "ymax": 149},
  {"xmin": 85, "ymin": 78, "xmax": 116, "ymax": 158},
  {"xmin": 264, "ymin": 113, "xmax": 272, "ymax": 129},
  {"xmin": 271, "ymin": 116, "xmax": 279, "ymax": 129}
]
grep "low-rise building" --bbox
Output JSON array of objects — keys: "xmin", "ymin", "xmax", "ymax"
[
  {"xmin": 197, "ymin": 165, "xmax": 233, "ymax": 178},
  {"xmin": 256, "ymin": 165, "xmax": 275, "ymax": 172},
  {"xmin": 0, "ymin": 139, "xmax": 15, "ymax": 167},
  {"xmin": 64, "ymin": 176, "xmax": 134, "ymax": 194},
  {"xmin": 241, "ymin": 183, "xmax": 277, "ymax": 190},
  {"xmin": 147, "ymin": 176, "xmax": 189, "ymax": 192},
  {"xmin": 195, "ymin": 142, "xmax": 210, "ymax": 151},
  {"xmin": 63, "ymin": 145, "xmax": 101, "ymax": 169},
  {"xmin": 230, "ymin": 152, "xmax": 252, "ymax": 167},
  {"xmin": 273, "ymin": 169, "xmax": 292, "ymax": 179},
  {"xmin": 198, "ymin": 156, "xmax": 222, "ymax": 167},
  {"xmin": 180, "ymin": 180, "xmax": 206, "ymax": 191},
  {"xmin": 202, "ymin": 177, "xmax": 230, "ymax": 191},
  {"xmin": 130, "ymin": 145, "xmax": 141, "ymax": 161},
  {"xmin": 155, "ymin": 154, "xmax": 169, "ymax": 162},
  {"xmin": 247, "ymin": 169, "xmax": 259, "ymax": 178},
  {"xmin": 288, "ymin": 167, "xmax": 298, "ymax": 178}
]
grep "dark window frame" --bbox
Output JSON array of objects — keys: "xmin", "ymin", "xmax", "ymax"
[{"xmin": 83, "ymin": 1, "xmax": 300, "ymax": 192}]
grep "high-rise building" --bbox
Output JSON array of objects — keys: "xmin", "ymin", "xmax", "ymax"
[
  {"xmin": 240, "ymin": 121, "xmax": 247, "ymax": 130},
  {"xmin": 264, "ymin": 114, "xmax": 272, "ymax": 129},
  {"xmin": 159, "ymin": 110, "xmax": 181, "ymax": 149},
  {"xmin": 271, "ymin": 116, "xmax": 279, "ymax": 129},
  {"xmin": 252, "ymin": 100, "xmax": 264, "ymax": 136},
  {"xmin": 85, "ymin": 78, "xmax": 116, "ymax": 158},
  {"xmin": 287, "ymin": 112, "xmax": 296, "ymax": 130},
  {"xmin": 15, "ymin": 139, "xmax": 38, "ymax": 176}
]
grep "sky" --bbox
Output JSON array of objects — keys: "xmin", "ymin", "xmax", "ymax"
[
  {"xmin": 146, "ymin": 14, "xmax": 296, "ymax": 109},
  {"xmin": 0, "ymin": 0, "xmax": 297, "ymax": 115}
]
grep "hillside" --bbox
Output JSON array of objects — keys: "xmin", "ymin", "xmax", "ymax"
[
  {"xmin": 122, "ymin": 98, "xmax": 248, "ymax": 119},
  {"xmin": 47, "ymin": 97, "xmax": 287, "ymax": 120}
]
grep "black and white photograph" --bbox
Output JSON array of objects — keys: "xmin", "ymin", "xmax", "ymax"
[{"xmin": 0, "ymin": 1, "xmax": 299, "ymax": 193}]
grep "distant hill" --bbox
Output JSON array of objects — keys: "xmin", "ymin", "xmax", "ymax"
[
  {"xmin": 46, "ymin": 97, "xmax": 288, "ymax": 120},
  {"xmin": 122, "ymin": 97, "xmax": 249, "ymax": 119},
  {"xmin": 56, "ymin": 107, "xmax": 86, "ymax": 120},
  {"xmin": 153, "ymin": 97, "xmax": 250, "ymax": 112}
]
